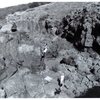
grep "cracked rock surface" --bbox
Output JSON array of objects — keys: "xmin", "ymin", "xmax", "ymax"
[{"xmin": 0, "ymin": 2, "xmax": 100, "ymax": 98}]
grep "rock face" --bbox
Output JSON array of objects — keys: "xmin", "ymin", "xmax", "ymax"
[
  {"xmin": 0, "ymin": 2, "xmax": 100, "ymax": 98},
  {"xmin": 55, "ymin": 3, "xmax": 100, "ymax": 53}
]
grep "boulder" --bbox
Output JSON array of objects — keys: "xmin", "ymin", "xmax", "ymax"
[
  {"xmin": 23, "ymin": 73, "xmax": 43, "ymax": 97},
  {"xmin": 2, "ymin": 68, "xmax": 30, "ymax": 98},
  {"xmin": 60, "ymin": 57, "xmax": 76, "ymax": 66}
]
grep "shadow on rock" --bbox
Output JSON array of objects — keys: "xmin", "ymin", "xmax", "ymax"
[{"xmin": 76, "ymin": 86, "xmax": 100, "ymax": 98}]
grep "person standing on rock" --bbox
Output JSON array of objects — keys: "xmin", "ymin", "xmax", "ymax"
[
  {"xmin": 60, "ymin": 73, "xmax": 65, "ymax": 88},
  {"xmin": 57, "ymin": 72, "xmax": 65, "ymax": 87},
  {"xmin": 55, "ymin": 72, "xmax": 65, "ymax": 95}
]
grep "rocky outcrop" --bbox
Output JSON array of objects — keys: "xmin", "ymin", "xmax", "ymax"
[
  {"xmin": 0, "ymin": 2, "xmax": 100, "ymax": 98},
  {"xmin": 55, "ymin": 4, "xmax": 100, "ymax": 54}
]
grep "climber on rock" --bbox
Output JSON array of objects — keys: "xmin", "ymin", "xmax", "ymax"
[
  {"xmin": 57, "ymin": 72, "xmax": 65, "ymax": 88},
  {"xmin": 55, "ymin": 72, "xmax": 65, "ymax": 95},
  {"xmin": 60, "ymin": 73, "xmax": 65, "ymax": 87}
]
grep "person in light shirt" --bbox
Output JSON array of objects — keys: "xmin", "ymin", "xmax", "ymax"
[{"xmin": 55, "ymin": 72, "xmax": 65, "ymax": 95}]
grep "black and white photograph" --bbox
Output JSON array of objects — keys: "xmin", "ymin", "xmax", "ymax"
[{"xmin": 0, "ymin": 1, "xmax": 100, "ymax": 98}]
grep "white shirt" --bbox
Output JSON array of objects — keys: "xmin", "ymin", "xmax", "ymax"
[{"xmin": 60, "ymin": 73, "xmax": 65, "ymax": 84}]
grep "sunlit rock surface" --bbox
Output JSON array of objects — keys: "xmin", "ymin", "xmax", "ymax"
[{"xmin": 0, "ymin": 2, "xmax": 100, "ymax": 98}]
